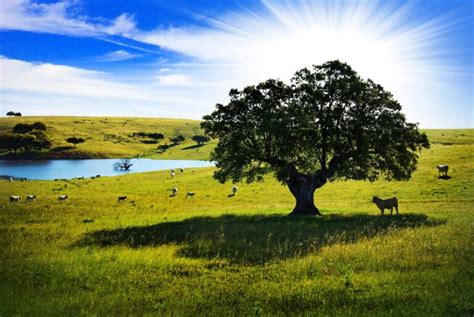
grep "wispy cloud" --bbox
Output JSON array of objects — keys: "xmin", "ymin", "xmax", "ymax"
[
  {"xmin": 156, "ymin": 74, "xmax": 192, "ymax": 86},
  {"xmin": 132, "ymin": 0, "xmax": 472, "ymax": 127},
  {"xmin": 0, "ymin": 0, "xmax": 137, "ymax": 37},
  {"xmin": 96, "ymin": 50, "xmax": 142, "ymax": 62},
  {"xmin": 0, "ymin": 57, "xmax": 226, "ymax": 118},
  {"xmin": 0, "ymin": 1, "xmax": 471, "ymax": 127}
]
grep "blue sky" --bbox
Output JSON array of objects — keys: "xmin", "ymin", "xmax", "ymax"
[{"xmin": 0, "ymin": 0, "xmax": 472, "ymax": 127}]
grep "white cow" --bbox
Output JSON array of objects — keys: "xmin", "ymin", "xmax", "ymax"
[
  {"xmin": 171, "ymin": 187, "xmax": 178, "ymax": 197},
  {"xmin": 10, "ymin": 195, "xmax": 21, "ymax": 203},
  {"xmin": 232, "ymin": 186, "xmax": 238, "ymax": 196},
  {"xmin": 26, "ymin": 195, "xmax": 37, "ymax": 202},
  {"xmin": 58, "ymin": 195, "xmax": 68, "ymax": 201}
]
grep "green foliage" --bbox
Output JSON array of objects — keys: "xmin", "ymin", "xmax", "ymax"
[
  {"xmin": 12, "ymin": 122, "xmax": 46, "ymax": 134},
  {"xmin": 6, "ymin": 111, "xmax": 21, "ymax": 117},
  {"xmin": 203, "ymin": 61, "xmax": 429, "ymax": 214},
  {"xmin": 170, "ymin": 135, "xmax": 185, "ymax": 145},
  {"xmin": 66, "ymin": 137, "xmax": 86, "ymax": 147},
  {"xmin": 192, "ymin": 135, "xmax": 211, "ymax": 145},
  {"xmin": 0, "ymin": 117, "xmax": 213, "ymax": 159},
  {"xmin": 0, "ymin": 122, "xmax": 51, "ymax": 153},
  {"xmin": 133, "ymin": 132, "xmax": 165, "ymax": 140},
  {"xmin": 0, "ymin": 133, "xmax": 24, "ymax": 153},
  {"xmin": 0, "ymin": 130, "xmax": 472, "ymax": 315},
  {"xmin": 157, "ymin": 143, "xmax": 170, "ymax": 153},
  {"xmin": 203, "ymin": 60, "xmax": 429, "ymax": 185}
]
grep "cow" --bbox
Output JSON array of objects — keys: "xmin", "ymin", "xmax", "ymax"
[
  {"xmin": 372, "ymin": 196, "xmax": 399, "ymax": 215},
  {"xmin": 10, "ymin": 195, "xmax": 21, "ymax": 203},
  {"xmin": 437, "ymin": 165, "xmax": 449, "ymax": 177}
]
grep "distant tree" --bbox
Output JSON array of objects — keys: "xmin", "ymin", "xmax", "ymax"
[
  {"xmin": 0, "ymin": 134, "xmax": 23, "ymax": 153},
  {"xmin": 14, "ymin": 112, "xmax": 22, "ymax": 117},
  {"xmin": 202, "ymin": 60, "xmax": 429, "ymax": 216},
  {"xmin": 12, "ymin": 122, "xmax": 46, "ymax": 134},
  {"xmin": 31, "ymin": 122, "xmax": 47, "ymax": 131},
  {"xmin": 170, "ymin": 135, "xmax": 185, "ymax": 145},
  {"xmin": 114, "ymin": 158, "xmax": 133, "ymax": 170},
  {"xmin": 12, "ymin": 123, "xmax": 33, "ymax": 134},
  {"xmin": 157, "ymin": 143, "xmax": 170, "ymax": 153},
  {"xmin": 6, "ymin": 111, "xmax": 15, "ymax": 116},
  {"xmin": 148, "ymin": 133, "xmax": 165, "ymax": 140},
  {"xmin": 192, "ymin": 135, "xmax": 211, "ymax": 145},
  {"xmin": 30, "ymin": 131, "xmax": 52, "ymax": 151},
  {"xmin": 66, "ymin": 137, "xmax": 85, "ymax": 148}
]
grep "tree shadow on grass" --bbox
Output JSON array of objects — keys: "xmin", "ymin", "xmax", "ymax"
[
  {"xmin": 50, "ymin": 146, "xmax": 74, "ymax": 152},
  {"xmin": 438, "ymin": 175, "xmax": 452, "ymax": 180},
  {"xmin": 181, "ymin": 144, "xmax": 205, "ymax": 150},
  {"xmin": 77, "ymin": 213, "xmax": 445, "ymax": 264}
]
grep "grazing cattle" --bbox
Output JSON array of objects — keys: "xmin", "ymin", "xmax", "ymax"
[
  {"xmin": 26, "ymin": 195, "xmax": 37, "ymax": 202},
  {"xmin": 170, "ymin": 170, "xmax": 175, "ymax": 178},
  {"xmin": 186, "ymin": 191, "xmax": 195, "ymax": 198},
  {"xmin": 20, "ymin": 177, "xmax": 27, "ymax": 182},
  {"xmin": 437, "ymin": 165, "xmax": 449, "ymax": 177},
  {"xmin": 117, "ymin": 196, "xmax": 127, "ymax": 202},
  {"xmin": 179, "ymin": 168, "xmax": 184, "ymax": 173},
  {"xmin": 9, "ymin": 177, "xmax": 13, "ymax": 183},
  {"xmin": 372, "ymin": 196, "xmax": 399, "ymax": 215},
  {"xmin": 58, "ymin": 195, "xmax": 68, "ymax": 201},
  {"xmin": 10, "ymin": 195, "xmax": 21, "ymax": 203},
  {"xmin": 171, "ymin": 187, "xmax": 178, "ymax": 197},
  {"xmin": 232, "ymin": 185, "xmax": 238, "ymax": 196}
]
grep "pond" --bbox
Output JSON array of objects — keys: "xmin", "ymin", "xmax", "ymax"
[{"xmin": 0, "ymin": 159, "xmax": 215, "ymax": 180}]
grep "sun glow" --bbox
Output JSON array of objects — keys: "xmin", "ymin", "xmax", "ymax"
[
  {"xmin": 139, "ymin": 0, "xmax": 468, "ymax": 125},
  {"xmin": 1, "ymin": 0, "xmax": 471, "ymax": 126}
]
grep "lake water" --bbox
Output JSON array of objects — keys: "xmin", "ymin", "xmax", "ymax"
[{"xmin": 0, "ymin": 159, "xmax": 215, "ymax": 180}]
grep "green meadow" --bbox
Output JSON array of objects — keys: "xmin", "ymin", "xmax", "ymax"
[
  {"xmin": 0, "ymin": 116, "xmax": 215, "ymax": 159},
  {"xmin": 0, "ymin": 128, "xmax": 473, "ymax": 315}
]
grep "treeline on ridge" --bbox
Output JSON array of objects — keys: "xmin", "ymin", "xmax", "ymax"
[{"xmin": 0, "ymin": 122, "xmax": 52, "ymax": 153}]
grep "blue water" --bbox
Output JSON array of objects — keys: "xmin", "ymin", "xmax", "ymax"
[{"xmin": 0, "ymin": 159, "xmax": 215, "ymax": 180}]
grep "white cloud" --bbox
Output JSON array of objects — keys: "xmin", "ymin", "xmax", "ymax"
[
  {"xmin": 0, "ymin": 57, "xmax": 225, "ymax": 119},
  {"xmin": 0, "ymin": 1, "xmax": 471, "ymax": 127},
  {"xmin": 96, "ymin": 50, "xmax": 141, "ymax": 62},
  {"xmin": 156, "ymin": 74, "xmax": 192, "ymax": 86},
  {"xmin": 0, "ymin": 0, "xmax": 137, "ymax": 37},
  {"xmin": 132, "ymin": 0, "xmax": 472, "ymax": 128}
]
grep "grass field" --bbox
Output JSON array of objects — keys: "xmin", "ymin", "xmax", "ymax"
[
  {"xmin": 0, "ymin": 129, "xmax": 473, "ymax": 315},
  {"xmin": 0, "ymin": 116, "xmax": 215, "ymax": 159}
]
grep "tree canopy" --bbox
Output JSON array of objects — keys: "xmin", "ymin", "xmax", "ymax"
[
  {"xmin": 192, "ymin": 135, "xmax": 211, "ymax": 145},
  {"xmin": 202, "ymin": 60, "xmax": 429, "ymax": 215},
  {"xmin": 6, "ymin": 111, "xmax": 21, "ymax": 117},
  {"xmin": 66, "ymin": 137, "xmax": 86, "ymax": 147}
]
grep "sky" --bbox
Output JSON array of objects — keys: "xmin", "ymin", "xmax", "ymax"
[{"xmin": 0, "ymin": 0, "xmax": 472, "ymax": 128}]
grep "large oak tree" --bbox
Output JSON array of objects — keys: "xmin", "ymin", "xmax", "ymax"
[{"xmin": 202, "ymin": 61, "xmax": 429, "ymax": 216}]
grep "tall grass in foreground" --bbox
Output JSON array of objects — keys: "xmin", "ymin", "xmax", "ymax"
[{"xmin": 0, "ymin": 129, "xmax": 473, "ymax": 315}]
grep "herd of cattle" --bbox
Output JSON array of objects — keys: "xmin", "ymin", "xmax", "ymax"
[{"xmin": 7, "ymin": 165, "xmax": 450, "ymax": 215}]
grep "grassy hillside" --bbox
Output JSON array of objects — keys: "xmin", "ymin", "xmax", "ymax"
[
  {"xmin": 0, "ymin": 116, "xmax": 471, "ymax": 162},
  {"xmin": 0, "ymin": 116, "xmax": 215, "ymax": 159},
  {"xmin": 0, "ymin": 130, "xmax": 473, "ymax": 315}
]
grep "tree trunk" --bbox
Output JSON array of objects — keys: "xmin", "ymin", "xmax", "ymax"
[
  {"xmin": 291, "ymin": 185, "xmax": 320, "ymax": 215},
  {"xmin": 287, "ymin": 170, "xmax": 326, "ymax": 216}
]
